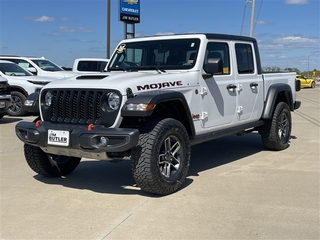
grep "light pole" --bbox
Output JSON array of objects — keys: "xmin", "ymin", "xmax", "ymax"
[
  {"xmin": 250, "ymin": 0, "xmax": 256, "ymax": 37},
  {"xmin": 240, "ymin": 0, "xmax": 256, "ymax": 37},
  {"xmin": 106, "ymin": 0, "xmax": 111, "ymax": 59},
  {"xmin": 308, "ymin": 52, "xmax": 319, "ymax": 78}
]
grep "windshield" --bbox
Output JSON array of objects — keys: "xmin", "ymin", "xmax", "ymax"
[
  {"xmin": 107, "ymin": 38, "xmax": 200, "ymax": 71},
  {"xmin": 0, "ymin": 62, "xmax": 33, "ymax": 76},
  {"xmin": 31, "ymin": 59, "xmax": 64, "ymax": 72}
]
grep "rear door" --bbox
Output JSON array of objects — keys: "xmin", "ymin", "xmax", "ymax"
[{"xmin": 234, "ymin": 42, "xmax": 263, "ymax": 122}]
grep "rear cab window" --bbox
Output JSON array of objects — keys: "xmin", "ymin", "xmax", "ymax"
[{"xmin": 235, "ymin": 43, "xmax": 254, "ymax": 74}]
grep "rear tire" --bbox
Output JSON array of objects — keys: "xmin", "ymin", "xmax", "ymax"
[
  {"xmin": 7, "ymin": 91, "xmax": 28, "ymax": 116},
  {"xmin": 0, "ymin": 113, "xmax": 4, "ymax": 119},
  {"xmin": 131, "ymin": 118, "xmax": 191, "ymax": 195},
  {"xmin": 260, "ymin": 102, "xmax": 291, "ymax": 150},
  {"xmin": 24, "ymin": 144, "xmax": 81, "ymax": 177}
]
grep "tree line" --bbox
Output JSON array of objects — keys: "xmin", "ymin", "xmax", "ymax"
[{"xmin": 263, "ymin": 67, "xmax": 319, "ymax": 77}]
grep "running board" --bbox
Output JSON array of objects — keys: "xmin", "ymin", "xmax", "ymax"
[{"xmin": 189, "ymin": 120, "xmax": 264, "ymax": 146}]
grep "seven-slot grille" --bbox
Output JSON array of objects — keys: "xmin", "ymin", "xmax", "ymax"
[{"xmin": 49, "ymin": 90, "xmax": 103, "ymax": 124}]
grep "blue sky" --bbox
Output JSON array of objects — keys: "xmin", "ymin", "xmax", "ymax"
[{"xmin": 0, "ymin": 0, "xmax": 319, "ymax": 71}]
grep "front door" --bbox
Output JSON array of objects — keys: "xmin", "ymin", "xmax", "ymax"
[{"xmin": 200, "ymin": 41, "xmax": 237, "ymax": 129}]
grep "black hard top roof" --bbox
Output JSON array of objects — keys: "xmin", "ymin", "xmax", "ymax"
[
  {"xmin": 139, "ymin": 33, "xmax": 257, "ymax": 43},
  {"xmin": 203, "ymin": 33, "xmax": 257, "ymax": 42}
]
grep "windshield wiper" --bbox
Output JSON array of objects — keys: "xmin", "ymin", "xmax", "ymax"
[
  {"xmin": 108, "ymin": 66, "xmax": 136, "ymax": 72},
  {"xmin": 141, "ymin": 66, "xmax": 166, "ymax": 73}
]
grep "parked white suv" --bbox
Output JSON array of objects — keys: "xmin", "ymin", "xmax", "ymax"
[
  {"xmin": 0, "ymin": 60, "xmax": 55, "ymax": 116},
  {"xmin": 0, "ymin": 56, "xmax": 77, "ymax": 78},
  {"xmin": 0, "ymin": 76, "xmax": 12, "ymax": 119}
]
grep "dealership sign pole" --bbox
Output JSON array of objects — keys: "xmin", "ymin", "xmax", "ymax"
[{"xmin": 119, "ymin": 0, "xmax": 140, "ymax": 39}]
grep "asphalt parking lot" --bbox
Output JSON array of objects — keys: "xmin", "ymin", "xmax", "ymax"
[{"xmin": 1, "ymin": 87, "xmax": 319, "ymax": 239}]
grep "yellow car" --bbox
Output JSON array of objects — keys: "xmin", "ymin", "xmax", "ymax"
[{"xmin": 296, "ymin": 75, "xmax": 316, "ymax": 88}]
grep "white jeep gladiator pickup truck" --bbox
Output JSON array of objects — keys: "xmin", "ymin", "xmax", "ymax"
[{"xmin": 16, "ymin": 33, "xmax": 301, "ymax": 195}]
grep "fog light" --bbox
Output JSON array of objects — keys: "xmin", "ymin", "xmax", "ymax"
[
  {"xmin": 97, "ymin": 136, "xmax": 107, "ymax": 147},
  {"xmin": 24, "ymin": 99, "xmax": 35, "ymax": 106}
]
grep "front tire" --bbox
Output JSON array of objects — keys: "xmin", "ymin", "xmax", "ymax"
[
  {"xmin": 7, "ymin": 91, "xmax": 28, "ymax": 116},
  {"xmin": 260, "ymin": 102, "xmax": 292, "ymax": 150},
  {"xmin": 131, "ymin": 118, "xmax": 191, "ymax": 195},
  {"xmin": 311, "ymin": 81, "xmax": 316, "ymax": 88},
  {"xmin": 24, "ymin": 144, "xmax": 81, "ymax": 177}
]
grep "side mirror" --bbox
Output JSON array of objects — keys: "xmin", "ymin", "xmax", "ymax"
[
  {"xmin": 27, "ymin": 67, "xmax": 37, "ymax": 75},
  {"xmin": 205, "ymin": 58, "xmax": 223, "ymax": 75}
]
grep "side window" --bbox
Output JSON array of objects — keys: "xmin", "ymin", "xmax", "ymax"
[
  {"xmin": 235, "ymin": 43, "xmax": 254, "ymax": 74},
  {"xmin": 16, "ymin": 60, "xmax": 32, "ymax": 70},
  {"xmin": 203, "ymin": 42, "xmax": 230, "ymax": 75}
]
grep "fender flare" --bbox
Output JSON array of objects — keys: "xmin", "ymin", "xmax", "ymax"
[
  {"xmin": 121, "ymin": 90, "xmax": 195, "ymax": 137},
  {"xmin": 25, "ymin": 92, "xmax": 39, "ymax": 101},
  {"xmin": 262, "ymin": 83, "xmax": 294, "ymax": 119},
  {"xmin": 9, "ymin": 85, "xmax": 28, "ymax": 96}
]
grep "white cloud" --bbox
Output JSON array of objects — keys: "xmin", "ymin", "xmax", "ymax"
[
  {"xmin": 155, "ymin": 32, "xmax": 175, "ymax": 36},
  {"xmin": 256, "ymin": 20, "xmax": 271, "ymax": 25},
  {"xmin": 78, "ymin": 27, "xmax": 93, "ymax": 33},
  {"xmin": 59, "ymin": 26, "xmax": 75, "ymax": 32},
  {"xmin": 284, "ymin": 0, "xmax": 309, "ymax": 5},
  {"xmin": 25, "ymin": 15, "xmax": 55, "ymax": 22},
  {"xmin": 43, "ymin": 33, "xmax": 61, "ymax": 37},
  {"xmin": 59, "ymin": 26, "xmax": 93, "ymax": 33},
  {"xmin": 36, "ymin": 16, "xmax": 54, "ymax": 22},
  {"xmin": 61, "ymin": 17, "xmax": 69, "ymax": 21},
  {"xmin": 258, "ymin": 43, "xmax": 285, "ymax": 50},
  {"xmin": 71, "ymin": 39, "xmax": 97, "ymax": 43},
  {"xmin": 274, "ymin": 35, "xmax": 319, "ymax": 45}
]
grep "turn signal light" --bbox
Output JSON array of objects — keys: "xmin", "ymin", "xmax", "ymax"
[{"xmin": 35, "ymin": 120, "xmax": 41, "ymax": 127}]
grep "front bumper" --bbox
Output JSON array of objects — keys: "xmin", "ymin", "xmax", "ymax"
[{"xmin": 15, "ymin": 121, "xmax": 139, "ymax": 157}]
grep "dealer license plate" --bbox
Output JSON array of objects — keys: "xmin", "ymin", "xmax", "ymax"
[
  {"xmin": 47, "ymin": 129, "xmax": 69, "ymax": 146},
  {"xmin": 0, "ymin": 101, "xmax": 5, "ymax": 109}
]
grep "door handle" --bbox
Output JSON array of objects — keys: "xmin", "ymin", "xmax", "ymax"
[
  {"xmin": 226, "ymin": 84, "xmax": 237, "ymax": 92},
  {"xmin": 250, "ymin": 82, "xmax": 258, "ymax": 88}
]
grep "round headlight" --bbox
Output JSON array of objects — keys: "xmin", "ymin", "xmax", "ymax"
[
  {"xmin": 44, "ymin": 92, "xmax": 52, "ymax": 107},
  {"xmin": 107, "ymin": 92, "xmax": 120, "ymax": 110}
]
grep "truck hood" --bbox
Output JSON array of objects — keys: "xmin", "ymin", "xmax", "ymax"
[{"xmin": 43, "ymin": 70, "xmax": 197, "ymax": 94}]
